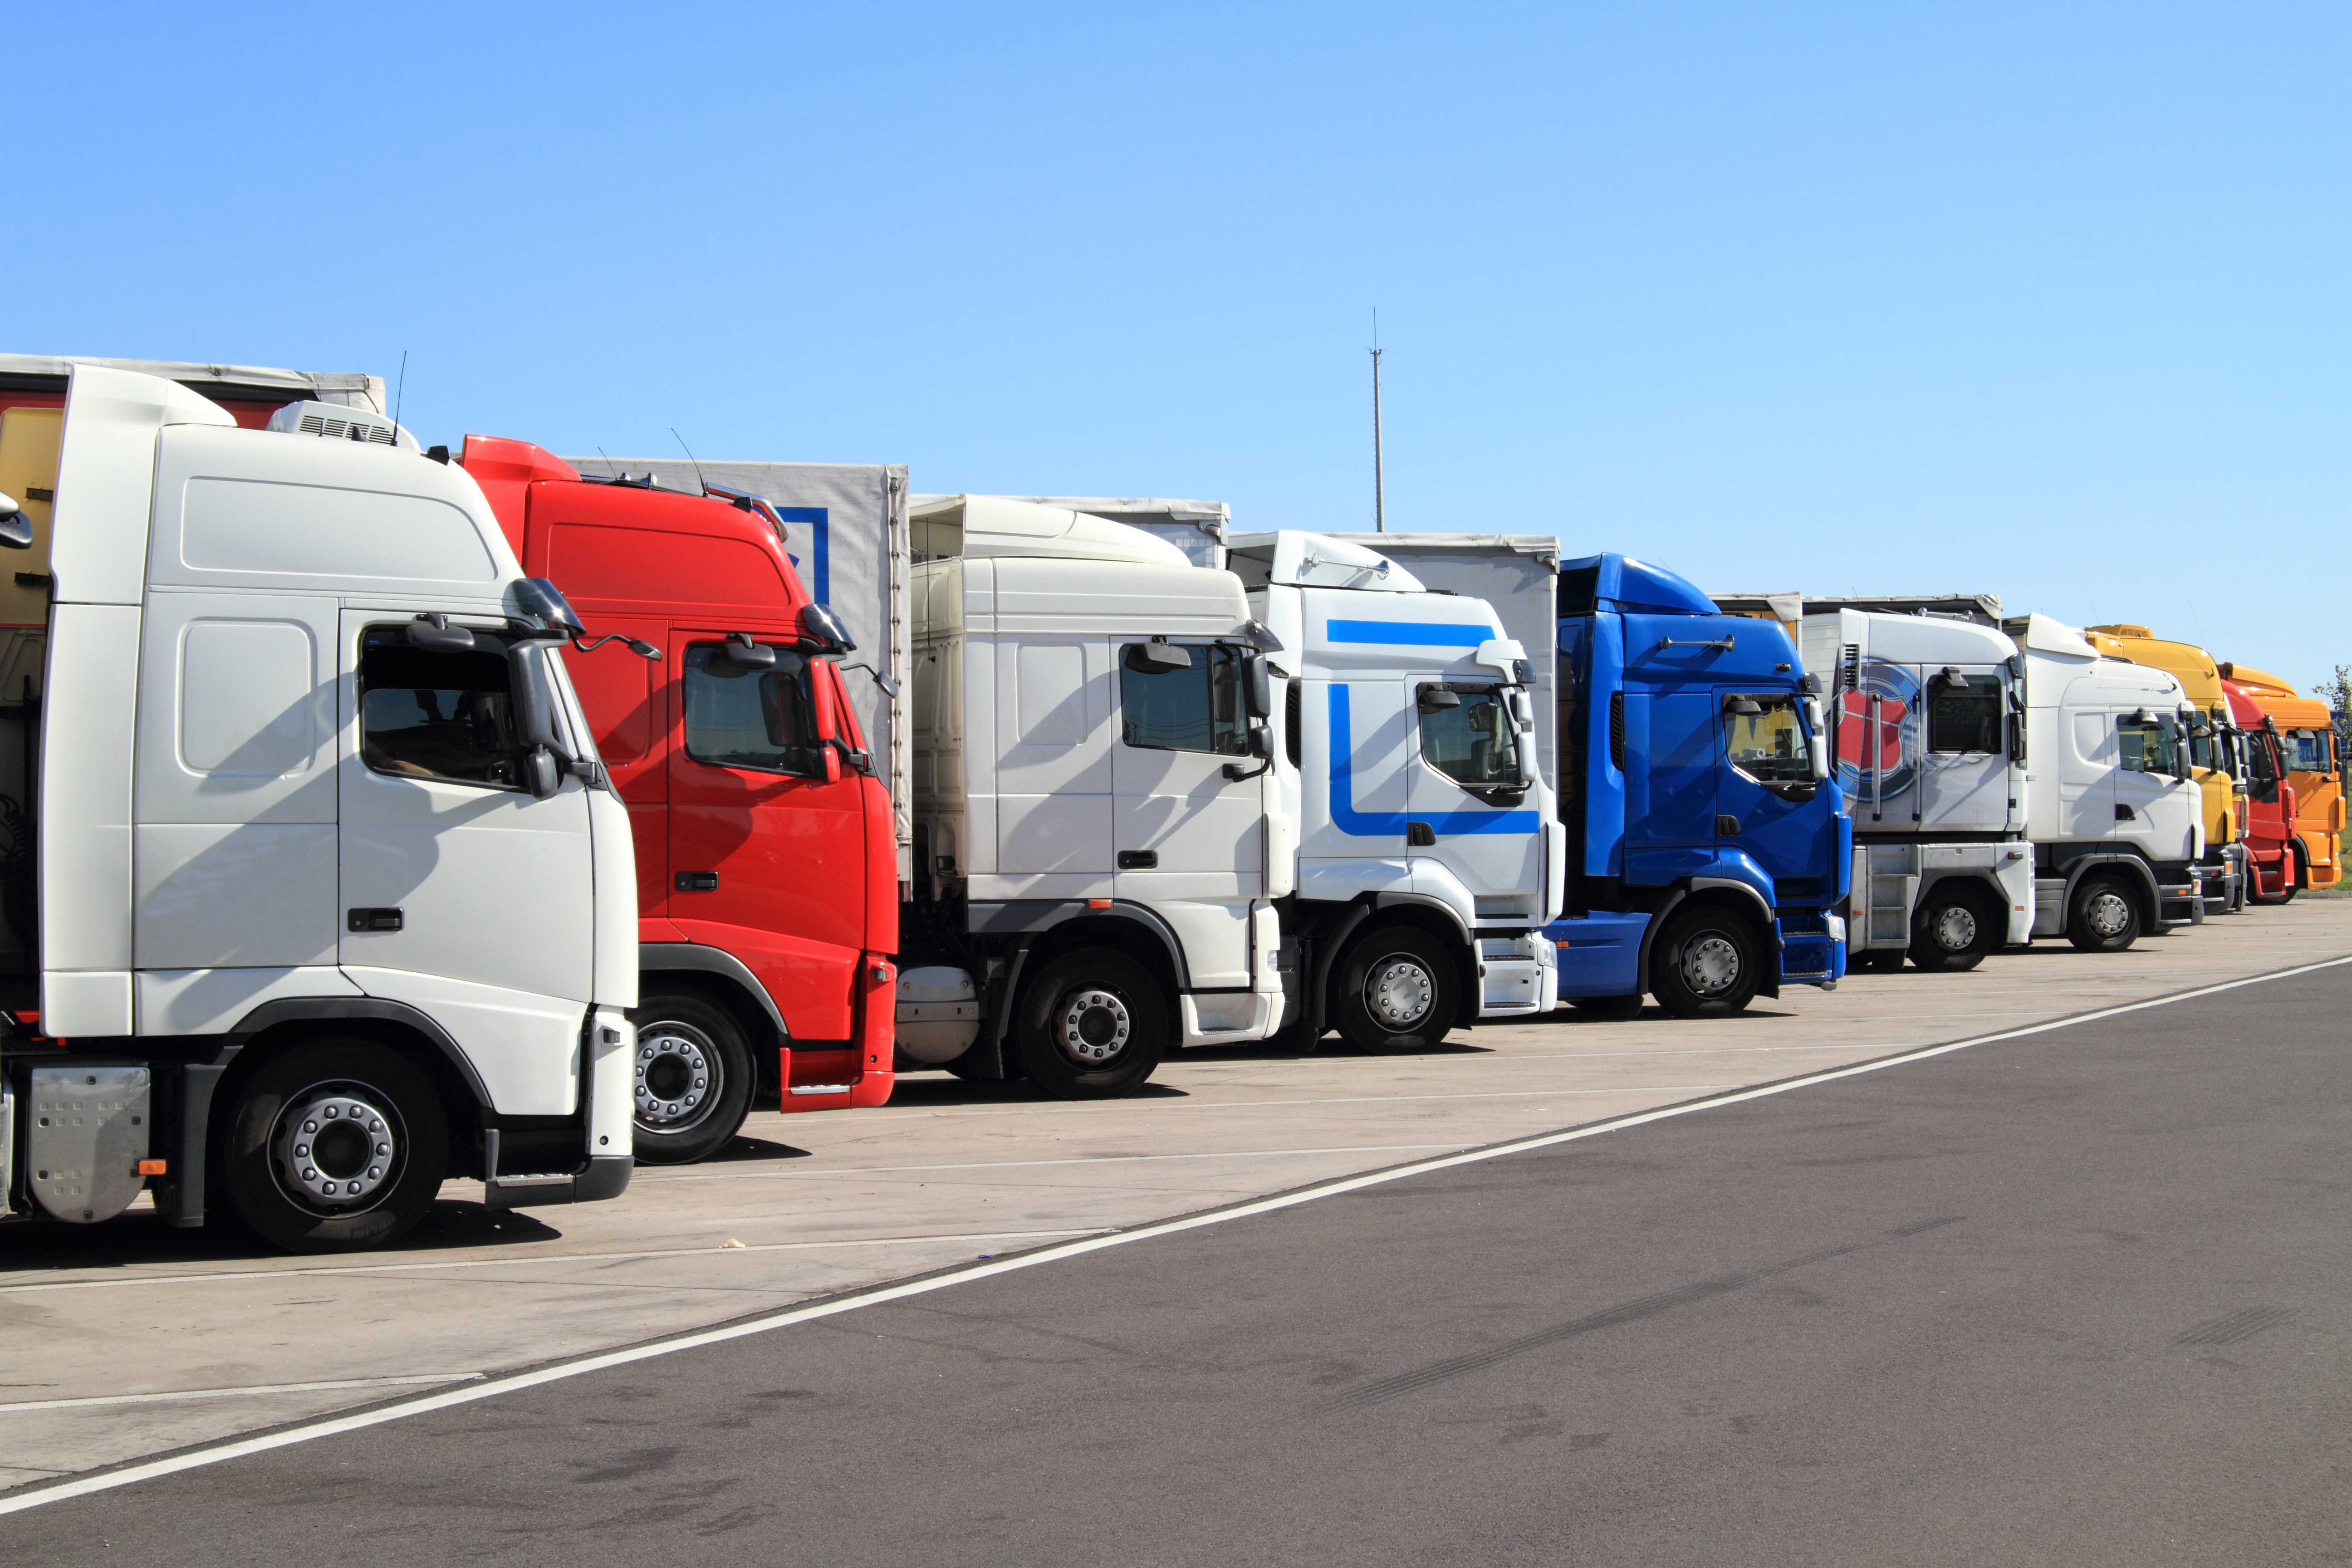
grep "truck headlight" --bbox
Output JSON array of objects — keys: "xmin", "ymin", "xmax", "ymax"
[{"xmin": 1824, "ymin": 914, "xmax": 1847, "ymax": 945}]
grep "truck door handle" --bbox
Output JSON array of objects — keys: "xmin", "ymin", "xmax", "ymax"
[
  {"xmin": 2114, "ymin": 804, "xmax": 2135, "ymax": 821},
  {"xmin": 1715, "ymin": 815, "xmax": 1740, "ymax": 836},
  {"xmin": 1406, "ymin": 821, "xmax": 1436, "ymax": 847},
  {"xmin": 1117, "ymin": 850, "xmax": 1158, "ymax": 869},
  {"xmin": 347, "ymin": 908, "xmax": 403, "ymax": 932},
  {"xmin": 676, "ymin": 872, "xmax": 720, "ymax": 891}
]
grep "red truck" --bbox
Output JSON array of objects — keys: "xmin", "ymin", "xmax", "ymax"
[
  {"xmin": 2222, "ymin": 679, "xmax": 2299, "ymax": 903},
  {"xmin": 462, "ymin": 437, "xmax": 899, "ymax": 1161}
]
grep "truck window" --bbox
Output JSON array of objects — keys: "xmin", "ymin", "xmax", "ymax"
[
  {"xmin": 2117, "ymin": 718, "xmax": 2177, "ymax": 775},
  {"xmin": 1926, "ymin": 675, "xmax": 2003, "ymax": 754},
  {"xmin": 2285, "ymin": 728, "xmax": 2332, "ymax": 772},
  {"xmin": 682, "ymin": 642, "xmax": 821, "ymax": 777},
  {"xmin": 1420, "ymin": 685, "xmax": 1524, "ymax": 788},
  {"xmin": 1724, "ymin": 696, "xmax": 1812, "ymax": 784},
  {"xmin": 1120, "ymin": 643, "xmax": 1247, "ymax": 756},
  {"xmin": 358, "ymin": 634, "xmax": 524, "ymax": 790}
]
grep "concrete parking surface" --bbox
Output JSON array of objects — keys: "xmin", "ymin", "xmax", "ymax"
[{"xmin": 2, "ymin": 898, "xmax": 2347, "ymax": 1494}]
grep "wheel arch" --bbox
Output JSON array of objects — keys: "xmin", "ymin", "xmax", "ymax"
[
  {"xmin": 1335, "ymin": 900, "xmax": 1480, "ymax": 1032},
  {"xmin": 1635, "ymin": 881, "xmax": 1780, "ymax": 1002}
]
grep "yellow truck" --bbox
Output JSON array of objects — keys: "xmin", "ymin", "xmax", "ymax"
[
  {"xmin": 2216, "ymin": 663, "xmax": 2343, "ymax": 890},
  {"xmin": 2085, "ymin": 626, "xmax": 2245, "ymax": 914}
]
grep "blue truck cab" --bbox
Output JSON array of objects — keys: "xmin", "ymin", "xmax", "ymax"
[{"xmin": 1545, "ymin": 554, "xmax": 1850, "ymax": 1016}]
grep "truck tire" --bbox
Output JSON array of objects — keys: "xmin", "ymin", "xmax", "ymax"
[
  {"xmin": 627, "ymin": 992, "xmax": 755, "ymax": 1165},
  {"xmin": 2066, "ymin": 874, "xmax": 2142, "ymax": 952},
  {"xmin": 1015, "ymin": 948, "xmax": 1168, "ymax": 1098},
  {"xmin": 1333, "ymin": 926, "xmax": 1460, "ymax": 1051},
  {"xmin": 1566, "ymin": 992, "xmax": 1644, "ymax": 1020},
  {"xmin": 218, "ymin": 1040, "xmax": 449, "ymax": 1254},
  {"xmin": 1909, "ymin": 884, "xmax": 1995, "ymax": 972},
  {"xmin": 1648, "ymin": 906, "xmax": 1762, "ymax": 1019}
]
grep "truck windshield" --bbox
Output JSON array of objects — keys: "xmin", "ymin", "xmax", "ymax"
[
  {"xmin": 1724, "ymin": 696, "xmax": 1811, "ymax": 784},
  {"xmin": 2285, "ymin": 728, "xmax": 2334, "ymax": 773},
  {"xmin": 2117, "ymin": 718, "xmax": 2179, "ymax": 775},
  {"xmin": 1927, "ymin": 674, "xmax": 2004, "ymax": 754},
  {"xmin": 683, "ymin": 643, "xmax": 822, "ymax": 777},
  {"xmin": 1420, "ymin": 685, "xmax": 1524, "ymax": 789},
  {"xmin": 1121, "ymin": 642, "xmax": 1248, "ymax": 756},
  {"xmin": 2189, "ymin": 722, "xmax": 2220, "ymax": 772},
  {"xmin": 358, "ymin": 635, "xmax": 524, "ymax": 790}
]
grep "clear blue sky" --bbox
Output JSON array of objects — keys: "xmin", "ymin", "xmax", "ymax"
[{"xmin": 15, "ymin": 4, "xmax": 2348, "ymax": 693}]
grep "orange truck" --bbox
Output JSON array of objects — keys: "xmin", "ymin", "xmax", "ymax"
[{"xmin": 2217, "ymin": 664, "xmax": 2343, "ymax": 891}]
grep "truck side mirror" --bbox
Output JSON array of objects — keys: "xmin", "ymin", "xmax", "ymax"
[
  {"xmin": 798, "ymin": 603, "xmax": 855, "ymax": 655},
  {"xmin": 523, "ymin": 746, "xmax": 561, "ymax": 800},
  {"xmin": 822, "ymin": 745, "xmax": 842, "ymax": 785},
  {"xmin": 1251, "ymin": 722, "xmax": 1272, "ymax": 759},
  {"xmin": 514, "ymin": 578, "xmax": 585, "ymax": 636},
  {"xmin": 407, "ymin": 617, "xmax": 476, "ymax": 653},
  {"xmin": 724, "ymin": 633, "xmax": 777, "ymax": 669},
  {"xmin": 1725, "ymin": 696, "xmax": 1764, "ymax": 716},
  {"xmin": 0, "ymin": 494, "xmax": 31, "ymax": 550},
  {"xmin": 1418, "ymin": 686, "xmax": 1461, "ymax": 712},
  {"xmin": 1244, "ymin": 652, "xmax": 1274, "ymax": 719},
  {"xmin": 1135, "ymin": 638, "xmax": 1191, "ymax": 671},
  {"xmin": 508, "ymin": 642, "xmax": 560, "ymax": 753}
]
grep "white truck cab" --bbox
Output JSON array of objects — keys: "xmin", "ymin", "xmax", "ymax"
[
  {"xmin": 0, "ymin": 366, "xmax": 637, "ymax": 1250},
  {"xmin": 1230, "ymin": 531, "xmax": 1561, "ymax": 1048},
  {"xmin": 903, "ymin": 497, "xmax": 1285, "ymax": 1093},
  {"xmin": 2009, "ymin": 613, "xmax": 2205, "ymax": 948},
  {"xmin": 1798, "ymin": 609, "xmax": 2036, "ymax": 970}
]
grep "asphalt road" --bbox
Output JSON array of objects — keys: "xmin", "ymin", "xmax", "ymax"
[{"xmin": 10, "ymin": 963, "xmax": 2349, "ymax": 1565}]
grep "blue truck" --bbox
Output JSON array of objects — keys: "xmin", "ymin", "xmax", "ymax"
[{"xmin": 1326, "ymin": 540, "xmax": 1850, "ymax": 1019}]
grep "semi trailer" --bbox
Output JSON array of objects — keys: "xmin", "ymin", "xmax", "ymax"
[{"xmin": 0, "ymin": 366, "xmax": 637, "ymax": 1250}]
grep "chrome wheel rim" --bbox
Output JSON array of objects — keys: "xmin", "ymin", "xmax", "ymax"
[
  {"xmin": 270, "ymin": 1083, "xmax": 401, "ymax": 1211},
  {"xmin": 1367, "ymin": 955, "xmax": 1436, "ymax": 1029},
  {"xmin": 635, "ymin": 1022, "xmax": 722, "ymax": 1134},
  {"xmin": 2084, "ymin": 890, "xmax": 2132, "ymax": 938},
  {"xmin": 1929, "ymin": 903, "xmax": 1979, "ymax": 952},
  {"xmin": 1057, "ymin": 988, "xmax": 1131, "ymax": 1065},
  {"xmin": 1681, "ymin": 934, "xmax": 1742, "ymax": 997}
]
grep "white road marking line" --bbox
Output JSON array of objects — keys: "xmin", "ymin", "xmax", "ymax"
[
  {"xmin": 637, "ymin": 1142, "xmax": 1475, "ymax": 1183},
  {"xmin": 0, "ymin": 1230, "xmax": 1113, "ymax": 1296},
  {"xmin": 865, "ymin": 1083, "xmax": 1752, "ymax": 1120},
  {"xmin": 2, "ymin": 952, "xmax": 2344, "ymax": 1517},
  {"xmin": 0, "ymin": 1375, "xmax": 485, "ymax": 1413}
]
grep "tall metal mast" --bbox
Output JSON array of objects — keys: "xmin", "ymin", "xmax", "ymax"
[{"xmin": 1371, "ymin": 312, "xmax": 1386, "ymax": 532}]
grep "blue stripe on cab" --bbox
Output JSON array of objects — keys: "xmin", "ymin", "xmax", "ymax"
[{"xmin": 1324, "ymin": 620, "xmax": 1493, "ymax": 647}]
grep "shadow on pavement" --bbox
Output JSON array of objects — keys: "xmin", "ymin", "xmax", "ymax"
[{"xmin": 0, "ymin": 1200, "xmax": 564, "ymax": 1275}]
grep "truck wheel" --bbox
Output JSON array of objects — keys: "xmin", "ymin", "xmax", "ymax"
[
  {"xmin": 1334, "ymin": 926, "xmax": 1460, "ymax": 1050},
  {"xmin": 2066, "ymin": 875, "xmax": 2142, "ymax": 952},
  {"xmin": 1648, "ymin": 906, "xmax": 1762, "ymax": 1018},
  {"xmin": 218, "ymin": 1040, "xmax": 449, "ymax": 1254},
  {"xmin": 1016, "ymin": 948, "xmax": 1168, "ymax": 1098},
  {"xmin": 1566, "ymin": 993, "xmax": 1644, "ymax": 1020},
  {"xmin": 627, "ymin": 993, "xmax": 755, "ymax": 1165},
  {"xmin": 1909, "ymin": 885, "xmax": 1995, "ymax": 973}
]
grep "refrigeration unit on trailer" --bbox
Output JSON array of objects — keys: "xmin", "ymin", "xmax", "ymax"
[
  {"xmin": 1542, "ymin": 556, "xmax": 1850, "ymax": 1018},
  {"xmin": 2218, "ymin": 662, "xmax": 2342, "ymax": 893},
  {"xmin": 470, "ymin": 442, "xmax": 903, "ymax": 1162},
  {"xmin": 0, "ymin": 367, "xmax": 637, "ymax": 1251},
  {"xmin": 2084, "ymin": 626, "xmax": 2247, "ymax": 915},
  {"xmin": 902, "ymin": 497, "xmax": 1286, "ymax": 1094},
  {"xmin": 1228, "ymin": 532, "xmax": 1559, "ymax": 1049},
  {"xmin": 2004, "ymin": 614, "xmax": 2205, "ymax": 949},
  {"xmin": 1798, "ymin": 610, "xmax": 2034, "ymax": 971}
]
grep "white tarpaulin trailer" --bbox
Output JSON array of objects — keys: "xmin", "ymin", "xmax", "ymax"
[{"xmin": 568, "ymin": 456, "xmax": 913, "ymax": 888}]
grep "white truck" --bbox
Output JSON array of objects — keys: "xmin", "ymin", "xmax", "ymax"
[
  {"xmin": 0, "ymin": 366, "xmax": 638, "ymax": 1250},
  {"xmin": 1796, "ymin": 609, "xmax": 2035, "ymax": 971},
  {"xmin": 1232, "ymin": 532, "xmax": 1560, "ymax": 1045},
  {"xmin": 2007, "ymin": 613, "xmax": 2206, "ymax": 947}
]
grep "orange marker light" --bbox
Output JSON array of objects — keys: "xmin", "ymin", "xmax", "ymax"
[
  {"xmin": 137, "ymin": 1159, "xmax": 167, "ymax": 1176},
  {"xmin": 1088, "ymin": 898, "xmax": 1112, "ymax": 910}
]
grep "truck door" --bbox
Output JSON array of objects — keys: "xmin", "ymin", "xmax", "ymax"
[
  {"xmin": 1919, "ymin": 670, "xmax": 2009, "ymax": 831},
  {"xmin": 1405, "ymin": 679, "xmax": 1542, "ymax": 916},
  {"xmin": 1716, "ymin": 691, "xmax": 1829, "ymax": 893},
  {"xmin": 1111, "ymin": 639, "xmax": 1264, "ymax": 988},
  {"xmin": 559, "ymin": 618, "xmax": 667, "ymax": 925},
  {"xmin": 2059, "ymin": 684, "xmax": 2118, "ymax": 840},
  {"xmin": 666, "ymin": 627, "xmax": 867, "ymax": 1041},
  {"xmin": 1625, "ymin": 690, "xmax": 1718, "ymax": 857},
  {"xmin": 338, "ymin": 614, "xmax": 595, "ymax": 1116}
]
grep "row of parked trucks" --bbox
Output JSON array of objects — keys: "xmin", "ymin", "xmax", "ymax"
[{"xmin": 0, "ymin": 357, "xmax": 2338, "ymax": 1251}]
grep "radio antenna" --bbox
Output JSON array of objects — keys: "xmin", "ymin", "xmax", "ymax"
[
  {"xmin": 596, "ymin": 446, "xmax": 618, "ymax": 477},
  {"xmin": 671, "ymin": 427, "xmax": 708, "ymax": 495},
  {"xmin": 392, "ymin": 349, "xmax": 409, "ymax": 434}
]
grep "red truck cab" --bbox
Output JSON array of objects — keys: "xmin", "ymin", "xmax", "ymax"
[
  {"xmin": 463, "ymin": 437, "xmax": 896, "ymax": 1161},
  {"xmin": 2222, "ymin": 679, "xmax": 2299, "ymax": 903}
]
